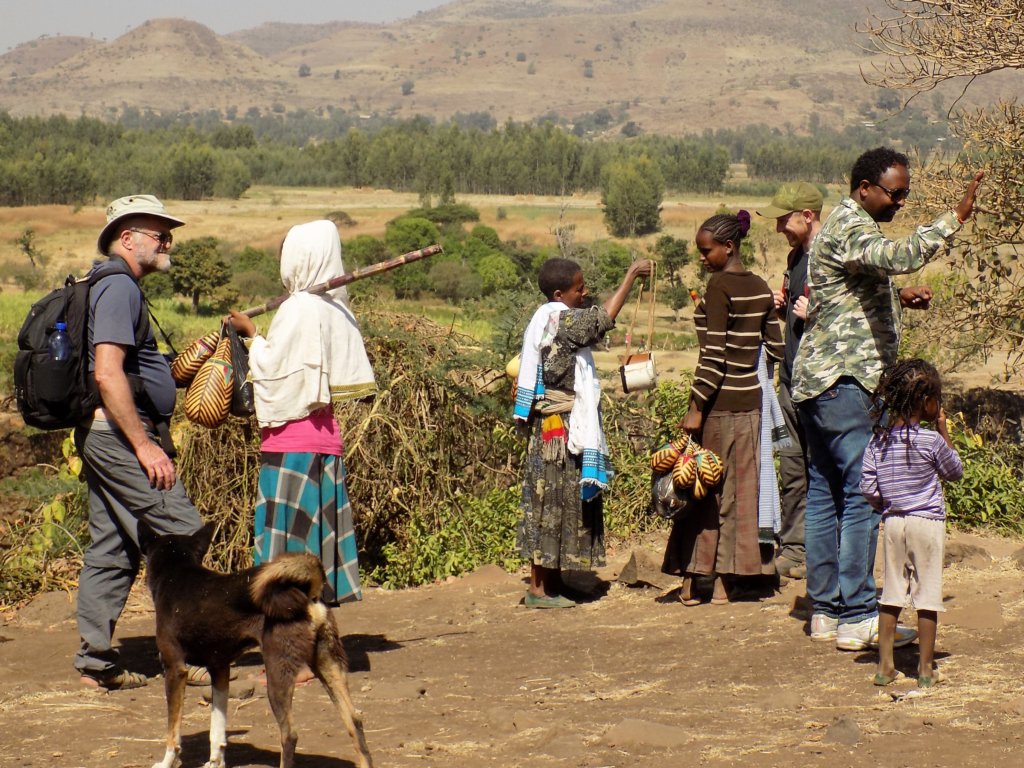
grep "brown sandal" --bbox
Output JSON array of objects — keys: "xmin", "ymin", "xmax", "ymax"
[
  {"xmin": 80, "ymin": 669, "xmax": 148, "ymax": 690},
  {"xmin": 710, "ymin": 576, "xmax": 729, "ymax": 605},
  {"xmin": 679, "ymin": 577, "xmax": 701, "ymax": 606}
]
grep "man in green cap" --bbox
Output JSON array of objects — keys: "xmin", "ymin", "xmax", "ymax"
[{"xmin": 756, "ymin": 182, "xmax": 824, "ymax": 583}]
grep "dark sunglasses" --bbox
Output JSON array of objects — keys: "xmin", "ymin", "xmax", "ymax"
[
  {"xmin": 129, "ymin": 228, "xmax": 173, "ymax": 247},
  {"xmin": 870, "ymin": 182, "xmax": 911, "ymax": 202}
]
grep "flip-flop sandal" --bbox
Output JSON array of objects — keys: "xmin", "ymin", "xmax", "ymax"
[
  {"xmin": 677, "ymin": 578, "xmax": 701, "ymax": 606},
  {"xmin": 918, "ymin": 669, "xmax": 947, "ymax": 688},
  {"xmin": 873, "ymin": 670, "xmax": 906, "ymax": 686},
  {"xmin": 80, "ymin": 669, "xmax": 148, "ymax": 690},
  {"xmin": 523, "ymin": 593, "xmax": 577, "ymax": 609}
]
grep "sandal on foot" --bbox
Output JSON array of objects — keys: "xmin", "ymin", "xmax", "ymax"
[
  {"xmin": 80, "ymin": 669, "xmax": 148, "ymax": 691},
  {"xmin": 186, "ymin": 665, "xmax": 238, "ymax": 686},
  {"xmin": 678, "ymin": 577, "xmax": 701, "ymax": 606},
  {"xmin": 873, "ymin": 670, "xmax": 905, "ymax": 686},
  {"xmin": 918, "ymin": 669, "xmax": 946, "ymax": 688},
  {"xmin": 186, "ymin": 665, "xmax": 211, "ymax": 686},
  {"xmin": 524, "ymin": 593, "xmax": 576, "ymax": 609}
]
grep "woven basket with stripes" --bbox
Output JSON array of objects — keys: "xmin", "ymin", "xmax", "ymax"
[
  {"xmin": 170, "ymin": 331, "xmax": 219, "ymax": 386},
  {"xmin": 183, "ymin": 335, "xmax": 233, "ymax": 428}
]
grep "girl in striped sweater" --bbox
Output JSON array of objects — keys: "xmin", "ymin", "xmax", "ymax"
[{"xmin": 662, "ymin": 211, "xmax": 785, "ymax": 604}]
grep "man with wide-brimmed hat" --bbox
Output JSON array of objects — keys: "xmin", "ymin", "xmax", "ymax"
[
  {"xmin": 74, "ymin": 195, "xmax": 203, "ymax": 690},
  {"xmin": 756, "ymin": 182, "xmax": 823, "ymax": 583}
]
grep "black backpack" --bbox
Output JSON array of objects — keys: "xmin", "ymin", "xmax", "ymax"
[{"xmin": 14, "ymin": 258, "xmax": 152, "ymax": 430}]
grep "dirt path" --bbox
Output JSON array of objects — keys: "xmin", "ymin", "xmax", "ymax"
[{"xmin": 1, "ymin": 529, "xmax": 1022, "ymax": 768}]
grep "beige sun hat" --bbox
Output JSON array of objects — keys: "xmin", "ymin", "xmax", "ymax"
[{"xmin": 97, "ymin": 194, "xmax": 185, "ymax": 254}]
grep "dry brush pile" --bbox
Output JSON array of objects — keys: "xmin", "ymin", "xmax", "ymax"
[
  {"xmin": 2, "ymin": 311, "xmax": 685, "ymax": 605},
  {"xmin": 179, "ymin": 311, "xmax": 524, "ymax": 583}
]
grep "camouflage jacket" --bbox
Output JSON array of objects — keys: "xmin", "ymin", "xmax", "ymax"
[{"xmin": 791, "ymin": 197, "xmax": 959, "ymax": 402}]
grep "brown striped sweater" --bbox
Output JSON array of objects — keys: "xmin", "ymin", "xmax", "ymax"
[{"xmin": 691, "ymin": 270, "xmax": 784, "ymax": 413}]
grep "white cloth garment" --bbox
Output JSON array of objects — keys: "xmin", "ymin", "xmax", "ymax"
[
  {"xmin": 248, "ymin": 220, "xmax": 376, "ymax": 428},
  {"xmin": 514, "ymin": 301, "xmax": 566, "ymax": 421},
  {"xmin": 514, "ymin": 301, "xmax": 611, "ymax": 495}
]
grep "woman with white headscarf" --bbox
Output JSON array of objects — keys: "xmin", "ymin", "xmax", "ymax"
[{"xmin": 229, "ymin": 220, "xmax": 376, "ymax": 605}]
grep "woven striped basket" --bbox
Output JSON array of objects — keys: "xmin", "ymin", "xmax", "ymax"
[
  {"xmin": 170, "ymin": 331, "xmax": 219, "ymax": 386},
  {"xmin": 183, "ymin": 335, "xmax": 233, "ymax": 428}
]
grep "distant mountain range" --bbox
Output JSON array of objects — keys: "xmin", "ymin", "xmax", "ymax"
[{"xmin": 1, "ymin": 0, "xmax": 1017, "ymax": 135}]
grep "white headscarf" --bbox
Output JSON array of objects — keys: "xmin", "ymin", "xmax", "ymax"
[{"xmin": 247, "ymin": 220, "xmax": 376, "ymax": 428}]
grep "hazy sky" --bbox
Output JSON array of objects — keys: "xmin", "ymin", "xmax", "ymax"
[{"xmin": 0, "ymin": 1, "xmax": 450, "ymax": 52}]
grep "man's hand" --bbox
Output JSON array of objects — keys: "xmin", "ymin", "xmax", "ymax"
[
  {"xmin": 954, "ymin": 170, "xmax": 985, "ymax": 223},
  {"xmin": 773, "ymin": 288, "xmax": 785, "ymax": 311},
  {"xmin": 899, "ymin": 286, "xmax": 933, "ymax": 310},
  {"xmin": 793, "ymin": 295, "xmax": 809, "ymax": 320},
  {"xmin": 136, "ymin": 441, "xmax": 176, "ymax": 490}
]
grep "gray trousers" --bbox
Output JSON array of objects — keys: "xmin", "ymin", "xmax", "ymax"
[
  {"xmin": 777, "ymin": 381, "xmax": 807, "ymax": 565},
  {"xmin": 73, "ymin": 420, "xmax": 202, "ymax": 675}
]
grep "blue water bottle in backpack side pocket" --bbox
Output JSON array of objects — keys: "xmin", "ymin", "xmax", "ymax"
[{"xmin": 48, "ymin": 321, "xmax": 72, "ymax": 361}]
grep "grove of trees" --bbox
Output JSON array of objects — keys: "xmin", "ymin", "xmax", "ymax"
[{"xmin": 0, "ymin": 97, "xmax": 949, "ymax": 209}]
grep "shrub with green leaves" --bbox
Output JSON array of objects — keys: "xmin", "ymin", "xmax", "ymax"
[
  {"xmin": 0, "ymin": 437, "xmax": 87, "ymax": 605},
  {"xmin": 944, "ymin": 414, "xmax": 1024, "ymax": 535}
]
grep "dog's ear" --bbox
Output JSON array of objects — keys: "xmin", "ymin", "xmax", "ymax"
[
  {"xmin": 137, "ymin": 520, "xmax": 158, "ymax": 556},
  {"xmin": 192, "ymin": 522, "xmax": 216, "ymax": 558}
]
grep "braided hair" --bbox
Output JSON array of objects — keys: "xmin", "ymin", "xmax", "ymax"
[
  {"xmin": 869, "ymin": 357, "xmax": 942, "ymax": 438},
  {"xmin": 698, "ymin": 210, "xmax": 751, "ymax": 245}
]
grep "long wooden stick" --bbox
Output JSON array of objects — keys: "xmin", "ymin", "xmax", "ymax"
[{"xmin": 241, "ymin": 244, "xmax": 443, "ymax": 318}]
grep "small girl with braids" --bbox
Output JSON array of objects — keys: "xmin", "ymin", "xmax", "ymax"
[
  {"xmin": 861, "ymin": 358, "xmax": 963, "ymax": 688},
  {"xmin": 662, "ymin": 211, "xmax": 784, "ymax": 604}
]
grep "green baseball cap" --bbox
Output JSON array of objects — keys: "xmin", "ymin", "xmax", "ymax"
[{"xmin": 756, "ymin": 182, "xmax": 823, "ymax": 219}]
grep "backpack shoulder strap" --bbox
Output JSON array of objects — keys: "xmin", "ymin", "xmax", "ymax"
[{"xmin": 86, "ymin": 258, "xmax": 153, "ymax": 349}]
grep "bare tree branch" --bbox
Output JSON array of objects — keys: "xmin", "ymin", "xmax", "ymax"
[{"xmin": 860, "ymin": 0, "xmax": 1024, "ymax": 94}]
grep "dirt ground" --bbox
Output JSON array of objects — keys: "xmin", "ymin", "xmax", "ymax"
[{"xmin": 1, "ymin": 528, "xmax": 1023, "ymax": 768}]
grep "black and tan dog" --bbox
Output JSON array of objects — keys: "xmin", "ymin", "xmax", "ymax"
[{"xmin": 139, "ymin": 523, "xmax": 372, "ymax": 768}]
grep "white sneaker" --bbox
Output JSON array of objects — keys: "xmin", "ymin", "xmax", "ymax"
[
  {"xmin": 836, "ymin": 616, "xmax": 919, "ymax": 651},
  {"xmin": 810, "ymin": 613, "xmax": 838, "ymax": 641},
  {"xmin": 874, "ymin": 624, "xmax": 918, "ymax": 650},
  {"xmin": 836, "ymin": 615, "xmax": 878, "ymax": 651}
]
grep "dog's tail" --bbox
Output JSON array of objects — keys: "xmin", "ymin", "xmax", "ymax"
[{"xmin": 249, "ymin": 553, "xmax": 326, "ymax": 621}]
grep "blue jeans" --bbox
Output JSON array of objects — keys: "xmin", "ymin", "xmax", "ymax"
[{"xmin": 797, "ymin": 377, "xmax": 880, "ymax": 624}]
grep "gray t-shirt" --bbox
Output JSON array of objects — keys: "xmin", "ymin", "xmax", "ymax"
[{"xmin": 88, "ymin": 272, "xmax": 176, "ymax": 418}]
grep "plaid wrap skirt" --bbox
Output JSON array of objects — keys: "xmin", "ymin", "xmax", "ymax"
[{"xmin": 255, "ymin": 451, "xmax": 361, "ymax": 604}]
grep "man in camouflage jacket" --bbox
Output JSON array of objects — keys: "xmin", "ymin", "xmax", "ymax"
[{"xmin": 791, "ymin": 146, "xmax": 982, "ymax": 652}]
